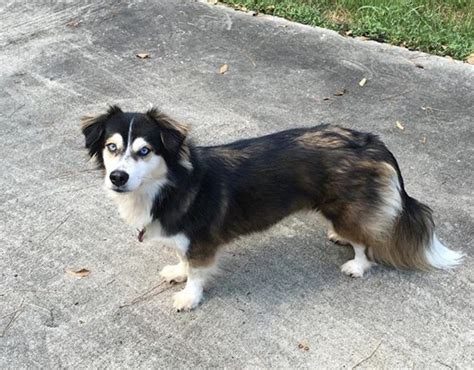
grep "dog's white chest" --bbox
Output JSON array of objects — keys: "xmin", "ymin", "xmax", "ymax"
[
  {"xmin": 108, "ymin": 189, "xmax": 190, "ymax": 255},
  {"xmin": 110, "ymin": 190, "xmax": 154, "ymax": 229}
]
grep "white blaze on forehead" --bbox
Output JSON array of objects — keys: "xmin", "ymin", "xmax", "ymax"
[
  {"xmin": 124, "ymin": 117, "xmax": 135, "ymax": 157},
  {"xmin": 105, "ymin": 133, "xmax": 124, "ymax": 150},
  {"xmin": 132, "ymin": 137, "xmax": 151, "ymax": 152}
]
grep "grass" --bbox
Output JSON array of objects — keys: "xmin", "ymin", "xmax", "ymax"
[{"xmin": 220, "ymin": 0, "xmax": 474, "ymax": 60}]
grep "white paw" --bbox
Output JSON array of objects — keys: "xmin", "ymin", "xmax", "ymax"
[
  {"xmin": 341, "ymin": 259, "xmax": 375, "ymax": 278},
  {"xmin": 160, "ymin": 264, "xmax": 187, "ymax": 284},
  {"xmin": 173, "ymin": 287, "xmax": 202, "ymax": 312}
]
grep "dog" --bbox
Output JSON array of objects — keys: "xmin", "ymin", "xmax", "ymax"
[{"xmin": 81, "ymin": 105, "xmax": 463, "ymax": 311}]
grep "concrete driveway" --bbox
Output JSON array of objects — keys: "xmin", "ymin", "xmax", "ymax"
[{"xmin": 0, "ymin": 0, "xmax": 472, "ymax": 367}]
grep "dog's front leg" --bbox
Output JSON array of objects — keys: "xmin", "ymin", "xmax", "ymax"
[
  {"xmin": 173, "ymin": 252, "xmax": 218, "ymax": 312},
  {"xmin": 138, "ymin": 221, "xmax": 163, "ymax": 243},
  {"xmin": 160, "ymin": 252, "xmax": 188, "ymax": 284}
]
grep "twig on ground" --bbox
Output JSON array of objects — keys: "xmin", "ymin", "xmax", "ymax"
[
  {"xmin": 0, "ymin": 300, "xmax": 25, "ymax": 337},
  {"xmin": 40, "ymin": 212, "xmax": 72, "ymax": 244},
  {"xmin": 352, "ymin": 340, "xmax": 382, "ymax": 369},
  {"xmin": 436, "ymin": 360, "xmax": 454, "ymax": 369},
  {"xmin": 7, "ymin": 104, "xmax": 25, "ymax": 119},
  {"xmin": 119, "ymin": 280, "xmax": 174, "ymax": 308}
]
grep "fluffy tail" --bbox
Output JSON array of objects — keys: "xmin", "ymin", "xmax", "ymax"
[{"xmin": 373, "ymin": 195, "xmax": 464, "ymax": 270}]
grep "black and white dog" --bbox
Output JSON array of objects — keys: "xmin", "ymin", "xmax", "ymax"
[{"xmin": 81, "ymin": 106, "xmax": 463, "ymax": 311}]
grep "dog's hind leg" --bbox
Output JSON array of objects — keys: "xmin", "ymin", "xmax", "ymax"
[
  {"xmin": 160, "ymin": 252, "xmax": 188, "ymax": 284},
  {"xmin": 327, "ymin": 224, "xmax": 352, "ymax": 246},
  {"xmin": 340, "ymin": 244, "xmax": 377, "ymax": 278}
]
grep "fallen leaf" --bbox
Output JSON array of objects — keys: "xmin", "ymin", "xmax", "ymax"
[
  {"xmin": 66, "ymin": 268, "xmax": 90, "ymax": 278},
  {"xmin": 136, "ymin": 53, "xmax": 150, "ymax": 59},
  {"xmin": 356, "ymin": 36, "xmax": 369, "ymax": 41},
  {"xmin": 66, "ymin": 20, "xmax": 81, "ymax": 28},
  {"xmin": 334, "ymin": 88, "xmax": 346, "ymax": 96},
  {"xmin": 466, "ymin": 53, "xmax": 474, "ymax": 65},
  {"xmin": 419, "ymin": 136, "xmax": 427, "ymax": 144},
  {"xmin": 345, "ymin": 30, "xmax": 353, "ymax": 36},
  {"xmin": 359, "ymin": 78, "xmax": 367, "ymax": 87},
  {"xmin": 298, "ymin": 342, "xmax": 310, "ymax": 351},
  {"xmin": 395, "ymin": 121, "xmax": 405, "ymax": 130},
  {"xmin": 219, "ymin": 64, "xmax": 229, "ymax": 74}
]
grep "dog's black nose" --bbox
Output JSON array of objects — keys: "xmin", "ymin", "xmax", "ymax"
[{"xmin": 110, "ymin": 170, "xmax": 129, "ymax": 187}]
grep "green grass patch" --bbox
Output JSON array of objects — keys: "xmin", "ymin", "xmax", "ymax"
[{"xmin": 220, "ymin": 0, "xmax": 474, "ymax": 60}]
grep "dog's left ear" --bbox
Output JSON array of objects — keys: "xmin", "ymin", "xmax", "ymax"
[
  {"xmin": 146, "ymin": 108, "xmax": 189, "ymax": 157},
  {"xmin": 81, "ymin": 105, "xmax": 122, "ymax": 165}
]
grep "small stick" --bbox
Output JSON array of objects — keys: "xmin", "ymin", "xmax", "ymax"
[
  {"xmin": 352, "ymin": 340, "xmax": 382, "ymax": 369},
  {"xmin": 0, "ymin": 300, "xmax": 25, "ymax": 337},
  {"xmin": 119, "ymin": 280, "xmax": 174, "ymax": 308},
  {"xmin": 436, "ymin": 360, "xmax": 453, "ymax": 369},
  {"xmin": 40, "ymin": 212, "xmax": 72, "ymax": 244}
]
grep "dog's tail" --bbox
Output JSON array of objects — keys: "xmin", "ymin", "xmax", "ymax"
[{"xmin": 373, "ymin": 193, "xmax": 464, "ymax": 270}]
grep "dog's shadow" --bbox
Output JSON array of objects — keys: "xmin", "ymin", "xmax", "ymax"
[{"xmin": 207, "ymin": 228, "xmax": 357, "ymax": 308}]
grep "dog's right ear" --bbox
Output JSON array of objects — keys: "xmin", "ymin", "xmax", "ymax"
[{"xmin": 81, "ymin": 105, "xmax": 122, "ymax": 165}]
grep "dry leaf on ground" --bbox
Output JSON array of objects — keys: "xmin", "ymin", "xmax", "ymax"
[
  {"xmin": 466, "ymin": 53, "xmax": 474, "ymax": 65},
  {"xmin": 66, "ymin": 268, "xmax": 90, "ymax": 278},
  {"xmin": 136, "ymin": 53, "xmax": 150, "ymax": 59},
  {"xmin": 334, "ymin": 88, "xmax": 346, "ymax": 96},
  {"xmin": 419, "ymin": 136, "xmax": 427, "ymax": 144},
  {"xmin": 359, "ymin": 78, "xmax": 367, "ymax": 87},
  {"xmin": 219, "ymin": 64, "xmax": 229, "ymax": 74},
  {"xmin": 395, "ymin": 121, "xmax": 405, "ymax": 130},
  {"xmin": 66, "ymin": 20, "xmax": 81, "ymax": 28}
]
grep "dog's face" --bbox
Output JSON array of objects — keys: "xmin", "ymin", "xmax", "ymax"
[{"xmin": 81, "ymin": 106, "xmax": 189, "ymax": 194}]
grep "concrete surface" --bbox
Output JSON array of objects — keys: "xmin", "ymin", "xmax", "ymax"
[{"xmin": 1, "ymin": 0, "xmax": 473, "ymax": 368}]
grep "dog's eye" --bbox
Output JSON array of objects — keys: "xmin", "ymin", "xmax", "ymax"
[
  {"xmin": 106, "ymin": 143, "xmax": 117, "ymax": 153},
  {"xmin": 138, "ymin": 147, "xmax": 150, "ymax": 157}
]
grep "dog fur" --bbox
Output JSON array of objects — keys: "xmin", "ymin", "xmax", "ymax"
[{"xmin": 81, "ymin": 106, "xmax": 464, "ymax": 311}]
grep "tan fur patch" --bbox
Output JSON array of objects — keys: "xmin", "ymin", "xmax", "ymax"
[
  {"xmin": 296, "ymin": 127, "xmax": 356, "ymax": 149},
  {"xmin": 146, "ymin": 108, "xmax": 189, "ymax": 137},
  {"xmin": 80, "ymin": 114, "xmax": 101, "ymax": 130}
]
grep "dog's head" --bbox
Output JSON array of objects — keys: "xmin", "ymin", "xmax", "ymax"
[{"xmin": 81, "ymin": 105, "xmax": 191, "ymax": 194}]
